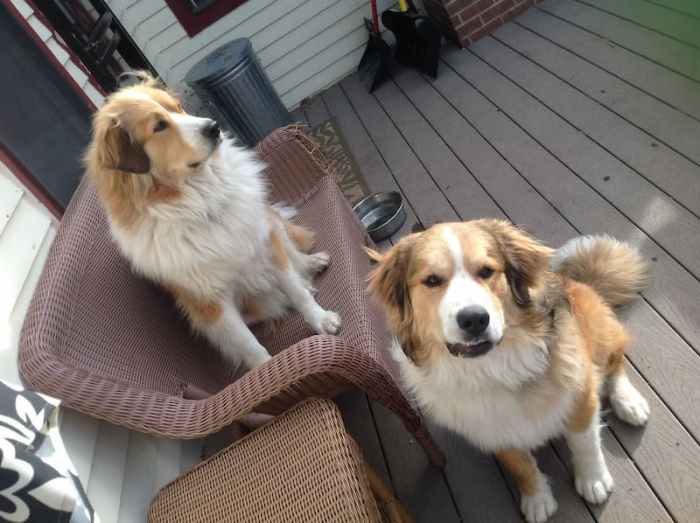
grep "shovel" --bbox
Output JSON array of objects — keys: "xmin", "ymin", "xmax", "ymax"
[{"xmin": 357, "ymin": 0, "xmax": 392, "ymax": 93}]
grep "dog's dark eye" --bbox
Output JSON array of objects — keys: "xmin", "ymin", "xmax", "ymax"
[
  {"xmin": 478, "ymin": 266, "xmax": 494, "ymax": 279},
  {"xmin": 188, "ymin": 161, "xmax": 201, "ymax": 169},
  {"xmin": 423, "ymin": 274, "xmax": 443, "ymax": 288},
  {"xmin": 154, "ymin": 120, "xmax": 168, "ymax": 133}
]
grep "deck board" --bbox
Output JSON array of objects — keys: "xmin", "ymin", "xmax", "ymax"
[
  {"xmin": 482, "ymin": 25, "xmax": 700, "ymax": 221},
  {"xmin": 369, "ymin": 402, "xmax": 463, "ymax": 523},
  {"xmin": 493, "ymin": 21, "xmax": 700, "ymax": 178},
  {"xmin": 539, "ymin": 0, "xmax": 700, "ymax": 81},
  {"xmin": 340, "ymin": 75, "xmax": 458, "ymax": 228},
  {"xmin": 321, "ymin": 83, "xmax": 419, "ymax": 239},
  {"xmin": 552, "ymin": 429, "xmax": 673, "ymax": 523},
  {"xmin": 391, "ymin": 66, "xmax": 575, "ymax": 246},
  {"xmin": 578, "ymin": 0, "xmax": 700, "ymax": 49},
  {"xmin": 517, "ymin": 8, "xmax": 700, "ymax": 121},
  {"xmin": 335, "ymin": 390, "xmax": 394, "ymax": 490}
]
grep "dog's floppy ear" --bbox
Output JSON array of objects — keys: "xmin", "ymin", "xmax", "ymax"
[
  {"xmin": 366, "ymin": 235, "xmax": 416, "ymax": 320},
  {"xmin": 367, "ymin": 237, "xmax": 423, "ymax": 362},
  {"xmin": 92, "ymin": 114, "xmax": 150, "ymax": 174},
  {"xmin": 479, "ymin": 220, "xmax": 553, "ymax": 307}
]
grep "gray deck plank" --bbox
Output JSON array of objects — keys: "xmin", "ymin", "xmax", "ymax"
[
  {"xmin": 390, "ymin": 68, "xmax": 575, "ymax": 247},
  {"xmin": 340, "ymin": 74, "xmax": 458, "ymax": 228},
  {"xmin": 432, "ymin": 53, "xmax": 700, "ymax": 437},
  {"xmin": 649, "ymin": 0, "xmax": 700, "ymax": 18},
  {"xmin": 335, "ymin": 390, "xmax": 394, "ymax": 491},
  {"xmin": 539, "ymin": 0, "xmax": 700, "ymax": 82},
  {"xmin": 608, "ymin": 364, "xmax": 700, "ymax": 522},
  {"xmin": 372, "ymin": 80, "xmax": 511, "ymax": 222},
  {"xmin": 493, "ymin": 21, "xmax": 700, "ymax": 176},
  {"xmin": 517, "ymin": 8, "xmax": 700, "ymax": 122},
  {"xmin": 552, "ymin": 428, "xmax": 673, "ymax": 523},
  {"xmin": 579, "ymin": 0, "xmax": 700, "ymax": 49},
  {"xmin": 388, "ymin": 64, "xmax": 700, "ymax": 521},
  {"xmin": 368, "ymin": 402, "xmax": 463, "ymax": 523},
  {"xmin": 303, "ymin": 94, "xmax": 330, "ymax": 127},
  {"xmin": 320, "ymin": 83, "xmax": 421, "ymax": 238},
  {"xmin": 463, "ymin": 37, "xmax": 700, "ymax": 353},
  {"xmin": 485, "ymin": 20, "xmax": 700, "ymax": 220}
]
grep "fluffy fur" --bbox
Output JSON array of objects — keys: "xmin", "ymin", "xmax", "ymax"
[
  {"xmin": 85, "ymin": 74, "xmax": 341, "ymax": 371},
  {"xmin": 367, "ymin": 221, "xmax": 649, "ymax": 523}
]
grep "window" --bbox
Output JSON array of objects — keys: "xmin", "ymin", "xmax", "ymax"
[{"xmin": 165, "ymin": 0, "xmax": 250, "ymax": 37}]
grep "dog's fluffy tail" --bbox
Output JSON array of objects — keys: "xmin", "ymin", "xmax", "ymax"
[{"xmin": 551, "ymin": 235, "xmax": 648, "ymax": 307}]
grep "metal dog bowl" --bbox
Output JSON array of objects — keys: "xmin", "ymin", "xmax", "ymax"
[{"xmin": 353, "ymin": 191, "xmax": 407, "ymax": 242}]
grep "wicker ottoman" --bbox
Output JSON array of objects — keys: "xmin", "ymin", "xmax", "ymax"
[{"xmin": 148, "ymin": 399, "xmax": 411, "ymax": 523}]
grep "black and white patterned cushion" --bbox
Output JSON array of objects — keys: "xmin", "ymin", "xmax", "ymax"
[{"xmin": 0, "ymin": 380, "xmax": 96, "ymax": 523}]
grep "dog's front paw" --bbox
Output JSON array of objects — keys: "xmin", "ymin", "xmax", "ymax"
[
  {"xmin": 307, "ymin": 251, "xmax": 330, "ymax": 274},
  {"xmin": 314, "ymin": 310, "xmax": 341, "ymax": 335},
  {"xmin": 575, "ymin": 466, "xmax": 613, "ymax": 504},
  {"xmin": 521, "ymin": 485, "xmax": 558, "ymax": 523}
]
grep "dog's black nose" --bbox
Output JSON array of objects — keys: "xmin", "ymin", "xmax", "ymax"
[
  {"xmin": 456, "ymin": 306, "xmax": 490, "ymax": 337},
  {"xmin": 202, "ymin": 120, "xmax": 220, "ymax": 140}
]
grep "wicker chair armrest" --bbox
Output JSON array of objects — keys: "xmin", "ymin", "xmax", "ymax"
[
  {"xmin": 187, "ymin": 334, "xmax": 391, "ymax": 438},
  {"xmin": 19, "ymin": 333, "xmax": 387, "ymax": 439},
  {"xmin": 256, "ymin": 125, "xmax": 333, "ymax": 205}
]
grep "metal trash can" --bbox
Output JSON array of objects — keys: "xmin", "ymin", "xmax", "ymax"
[{"xmin": 185, "ymin": 38, "xmax": 291, "ymax": 147}]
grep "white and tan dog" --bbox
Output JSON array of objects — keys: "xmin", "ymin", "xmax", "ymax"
[
  {"xmin": 85, "ymin": 75, "xmax": 341, "ymax": 370},
  {"xmin": 368, "ymin": 220, "xmax": 649, "ymax": 523}
]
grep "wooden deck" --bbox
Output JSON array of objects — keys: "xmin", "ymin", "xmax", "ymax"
[{"xmin": 295, "ymin": 1, "xmax": 700, "ymax": 521}]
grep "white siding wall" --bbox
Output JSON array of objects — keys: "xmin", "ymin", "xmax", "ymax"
[
  {"xmin": 108, "ymin": 0, "xmax": 394, "ymax": 108},
  {"xmin": 4, "ymin": 3, "xmax": 204, "ymax": 522}
]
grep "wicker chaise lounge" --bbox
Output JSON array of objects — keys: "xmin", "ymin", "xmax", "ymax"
[{"xmin": 18, "ymin": 125, "xmax": 443, "ymax": 466}]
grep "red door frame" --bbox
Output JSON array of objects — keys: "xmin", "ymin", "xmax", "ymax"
[{"xmin": 1, "ymin": 0, "xmax": 104, "ymax": 219}]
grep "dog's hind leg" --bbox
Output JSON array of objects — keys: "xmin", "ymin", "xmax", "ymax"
[
  {"xmin": 285, "ymin": 221, "xmax": 315, "ymax": 253},
  {"xmin": 280, "ymin": 266, "xmax": 341, "ymax": 334},
  {"xmin": 496, "ymin": 448, "xmax": 558, "ymax": 523},
  {"xmin": 270, "ymin": 219, "xmax": 340, "ymax": 333},
  {"xmin": 600, "ymin": 324, "xmax": 650, "ymax": 426},
  {"xmin": 203, "ymin": 302, "xmax": 272, "ymax": 369},
  {"xmin": 566, "ymin": 387, "xmax": 614, "ymax": 505},
  {"xmin": 608, "ymin": 368, "xmax": 650, "ymax": 426},
  {"xmin": 170, "ymin": 286, "xmax": 271, "ymax": 369}
]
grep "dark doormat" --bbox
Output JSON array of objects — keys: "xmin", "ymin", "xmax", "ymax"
[{"xmin": 310, "ymin": 118, "xmax": 370, "ymax": 205}]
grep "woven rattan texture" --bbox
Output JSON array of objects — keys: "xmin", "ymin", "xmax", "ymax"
[{"xmin": 148, "ymin": 399, "xmax": 381, "ymax": 523}]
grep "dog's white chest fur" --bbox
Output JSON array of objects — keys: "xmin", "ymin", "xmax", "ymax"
[
  {"xmin": 393, "ymin": 338, "xmax": 576, "ymax": 452},
  {"xmin": 109, "ymin": 141, "xmax": 272, "ymax": 299}
]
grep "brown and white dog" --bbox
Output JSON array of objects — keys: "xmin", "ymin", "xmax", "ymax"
[
  {"xmin": 84, "ymin": 74, "xmax": 341, "ymax": 371},
  {"xmin": 367, "ymin": 220, "xmax": 649, "ymax": 523}
]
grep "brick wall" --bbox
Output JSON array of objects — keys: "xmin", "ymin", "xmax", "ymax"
[{"xmin": 423, "ymin": 0, "xmax": 540, "ymax": 48}]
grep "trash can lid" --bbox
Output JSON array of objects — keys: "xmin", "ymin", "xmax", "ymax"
[{"xmin": 184, "ymin": 38, "xmax": 254, "ymax": 87}]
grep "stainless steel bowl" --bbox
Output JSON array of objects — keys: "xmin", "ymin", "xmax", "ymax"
[{"xmin": 353, "ymin": 191, "xmax": 406, "ymax": 242}]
